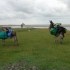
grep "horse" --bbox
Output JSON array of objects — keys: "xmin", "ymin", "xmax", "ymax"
[
  {"xmin": 0, "ymin": 27, "xmax": 18, "ymax": 46},
  {"xmin": 49, "ymin": 20, "xmax": 66, "ymax": 44}
]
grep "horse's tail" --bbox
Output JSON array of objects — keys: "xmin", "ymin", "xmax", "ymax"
[
  {"xmin": 12, "ymin": 31, "xmax": 16, "ymax": 37},
  {"xmin": 63, "ymin": 27, "xmax": 66, "ymax": 33}
]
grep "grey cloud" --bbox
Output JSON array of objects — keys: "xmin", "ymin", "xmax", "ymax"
[
  {"xmin": 0, "ymin": 0, "xmax": 34, "ymax": 20},
  {"xmin": 7, "ymin": 0, "xmax": 34, "ymax": 14},
  {"xmin": 0, "ymin": 0, "xmax": 70, "ymax": 24},
  {"xmin": 0, "ymin": 0, "xmax": 69, "ymax": 18}
]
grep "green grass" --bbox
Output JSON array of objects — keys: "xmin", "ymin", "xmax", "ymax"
[{"xmin": 0, "ymin": 28, "xmax": 70, "ymax": 70}]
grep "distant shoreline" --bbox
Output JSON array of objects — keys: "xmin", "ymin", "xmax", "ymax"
[
  {"xmin": 0, "ymin": 25, "xmax": 70, "ymax": 30},
  {"xmin": 0, "ymin": 24, "xmax": 70, "ymax": 27}
]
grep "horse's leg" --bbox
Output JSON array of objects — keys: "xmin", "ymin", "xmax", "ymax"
[
  {"xmin": 55, "ymin": 36, "xmax": 59, "ymax": 44},
  {"xmin": 13, "ymin": 35, "xmax": 18, "ymax": 46},
  {"xmin": 55, "ymin": 34, "xmax": 59, "ymax": 43},
  {"xmin": 55, "ymin": 36, "xmax": 57, "ymax": 43},
  {"xmin": 59, "ymin": 34, "xmax": 63, "ymax": 44},
  {"xmin": 12, "ymin": 31, "xmax": 18, "ymax": 46},
  {"xmin": 2, "ymin": 39, "xmax": 5, "ymax": 46}
]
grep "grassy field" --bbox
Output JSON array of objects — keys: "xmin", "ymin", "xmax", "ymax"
[{"xmin": 0, "ymin": 28, "xmax": 70, "ymax": 70}]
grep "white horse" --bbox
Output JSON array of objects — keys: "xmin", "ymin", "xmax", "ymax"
[{"xmin": 49, "ymin": 20, "xmax": 66, "ymax": 44}]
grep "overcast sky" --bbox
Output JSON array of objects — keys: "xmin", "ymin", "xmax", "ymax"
[{"xmin": 0, "ymin": 0, "xmax": 70, "ymax": 25}]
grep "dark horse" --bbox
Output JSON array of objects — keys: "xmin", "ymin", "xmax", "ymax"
[
  {"xmin": 0, "ymin": 27, "xmax": 18, "ymax": 46},
  {"xmin": 49, "ymin": 20, "xmax": 66, "ymax": 43}
]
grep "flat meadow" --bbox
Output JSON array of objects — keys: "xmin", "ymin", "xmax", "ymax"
[{"xmin": 0, "ymin": 28, "xmax": 70, "ymax": 70}]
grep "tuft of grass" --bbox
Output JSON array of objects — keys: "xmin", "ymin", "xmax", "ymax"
[{"xmin": 0, "ymin": 28, "xmax": 70, "ymax": 70}]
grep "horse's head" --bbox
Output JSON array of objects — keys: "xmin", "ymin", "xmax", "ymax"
[{"xmin": 49, "ymin": 20, "xmax": 54, "ymax": 30}]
